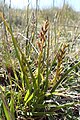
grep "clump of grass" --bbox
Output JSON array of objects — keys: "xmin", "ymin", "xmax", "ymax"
[{"xmin": 0, "ymin": 12, "xmax": 80, "ymax": 120}]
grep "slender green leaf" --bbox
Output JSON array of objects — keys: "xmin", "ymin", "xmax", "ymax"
[
  {"xmin": 24, "ymin": 89, "xmax": 30, "ymax": 101},
  {"xmin": 25, "ymin": 93, "xmax": 34, "ymax": 106},
  {"xmin": 51, "ymin": 61, "xmax": 80, "ymax": 92},
  {"xmin": 3, "ymin": 102, "xmax": 11, "ymax": 120},
  {"xmin": 9, "ymin": 97, "xmax": 15, "ymax": 119},
  {"xmin": 0, "ymin": 86, "xmax": 13, "ymax": 120}
]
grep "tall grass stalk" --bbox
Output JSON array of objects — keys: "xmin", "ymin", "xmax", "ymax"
[
  {"xmin": 35, "ymin": 0, "xmax": 38, "ymax": 39},
  {"xmin": 26, "ymin": 0, "xmax": 29, "ymax": 39},
  {"xmin": 3, "ymin": 0, "xmax": 8, "ymax": 42},
  {"xmin": 9, "ymin": 0, "xmax": 12, "ymax": 30}
]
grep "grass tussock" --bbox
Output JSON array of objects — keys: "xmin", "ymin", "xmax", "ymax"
[{"xmin": 0, "ymin": 3, "xmax": 80, "ymax": 120}]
